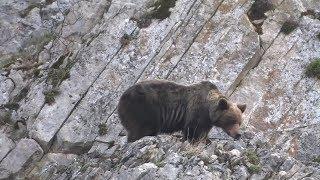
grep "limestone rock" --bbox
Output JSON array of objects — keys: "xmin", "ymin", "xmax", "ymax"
[
  {"xmin": 0, "ymin": 138, "xmax": 43, "ymax": 178},
  {"xmin": 28, "ymin": 153, "xmax": 79, "ymax": 180},
  {"xmin": 0, "ymin": 134, "xmax": 15, "ymax": 161},
  {"xmin": 0, "ymin": 0, "xmax": 320, "ymax": 179}
]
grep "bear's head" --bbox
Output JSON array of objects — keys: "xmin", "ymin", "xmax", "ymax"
[{"xmin": 207, "ymin": 91, "xmax": 246, "ymax": 140}]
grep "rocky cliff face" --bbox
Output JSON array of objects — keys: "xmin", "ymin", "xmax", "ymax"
[{"xmin": 0, "ymin": 0, "xmax": 319, "ymax": 179}]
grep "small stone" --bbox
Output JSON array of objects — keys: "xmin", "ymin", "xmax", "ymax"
[
  {"xmin": 103, "ymin": 171, "xmax": 112, "ymax": 179},
  {"xmin": 199, "ymin": 151, "xmax": 216, "ymax": 164},
  {"xmin": 229, "ymin": 149, "xmax": 241, "ymax": 157},
  {"xmin": 138, "ymin": 162, "xmax": 158, "ymax": 172},
  {"xmin": 224, "ymin": 141, "xmax": 246, "ymax": 151},
  {"xmin": 230, "ymin": 157, "xmax": 242, "ymax": 167},
  {"xmin": 250, "ymin": 174, "xmax": 265, "ymax": 180},
  {"xmin": 222, "ymin": 168, "xmax": 232, "ymax": 179},
  {"xmin": 198, "ymin": 161, "xmax": 204, "ymax": 166},
  {"xmin": 166, "ymin": 152, "xmax": 182, "ymax": 165},
  {"xmin": 0, "ymin": 76, "xmax": 15, "ymax": 104},
  {"xmin": 280, "ymin": 157, "xmax": 295, "ymax": 171},
  {"xmin": 278, "ymin": 171, "xmax": 287, "ymax": 177},
  {"xmin": 269, "ymin": 153, "xmax": 284, "ymax": 170},
  {"xmin": 186, "ymin": 171, "xmax": 193, "ymax": 176},
  {"xmin": 210, "ymin": 155, "xmax": 218, "ymax": 162},
  {"xmin": 232, "ymin": 165, "xmax": 249, "ymax": 180},
  {"xmin": 208, "ymin": 164, "xmax": 225, "ymax": 173},
  {"xmin": 216, "ymin": 143, "xmax": 224, "ymax": 150},
  {"xmin": 243, "ymin": 131, "xmax": 255, "ymax": 139}
]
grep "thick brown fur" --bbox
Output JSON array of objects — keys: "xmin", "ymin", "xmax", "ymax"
[{"xmin": 118, "ymin": 80, "xmax": 246, "ymax": 142}]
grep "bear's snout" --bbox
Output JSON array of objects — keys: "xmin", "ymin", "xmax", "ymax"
[{"xmin": 225, "ymin": 124, "xmax": 241, "ymax": 140}]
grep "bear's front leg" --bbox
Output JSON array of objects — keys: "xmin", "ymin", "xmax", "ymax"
[{"xmin": 183, "ymin": 126, "xmax": 208, "ymax": 143}]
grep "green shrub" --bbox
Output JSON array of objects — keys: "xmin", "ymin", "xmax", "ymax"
[
  {"xmin": 33, "ymin": 68, "xmax": 41, "ymax": 77},
  {"xmin": 131, "ymin": 0, "xmax": 177, "ymax": 28},
  {"xmin": 48, "ymin": 68, "xmax": 70, "ymax": 87},
  {"xmin": 155, "ymin": 160, "xmax": 165, "ymax": 167},
  {"xmin": 98, "ymin": 123, "xmax": 108, "ymax": 136},
  {"xmin": 149, "ymin": 0, "xmax": 177, "ymax": 20},
  {"xmin": 305, "ymin": 59, "xmax": 320, "ymax": 79},
  {"xmin": 3, "ymin": 103, "xmax": 20, "ymax": 110},
  {"xmin": 120, "ymin": 34, "xmax": 133, "ymax": 46},
  {"xmin": 313, "ymin": 156, "xmax": 320, "ymax": 163},
  {"xmin": 44, "ymin": 89, "xmax": 60, "ymax": 104},
  {"xmin": 245, "ymin": 150, "xmax": 260, "ymax": 165},
  {"xmin": 280, "ymin": 21, "xmax": 298, "ymax": 35},
  {"xmin": 248, "ymin": 164, "xmax": 261, "ymax": 174}
]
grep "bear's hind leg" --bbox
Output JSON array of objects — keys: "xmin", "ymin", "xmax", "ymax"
[
  {"xmin": 127, "ymin": 131, "xmax": 141, "ymax": 142},
  {"xmin": 127, "ymin": 126, "xmax": 158, "ymax": 142}
]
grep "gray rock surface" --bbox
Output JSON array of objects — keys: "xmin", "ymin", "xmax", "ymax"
[
  {"xmin": 0, "ymin": 0, "xmax": 320, "ymax": 179},
  {"xmin": 0, "ymin": 133, "xmax": 15, "ymax": 161},
  {"xmin": 28, "ymin": 153, "xmax": 78, "ymax": 179},
  {"xmin": 0, "ymin": 138, "xmax": 43, "ymax": 179}
]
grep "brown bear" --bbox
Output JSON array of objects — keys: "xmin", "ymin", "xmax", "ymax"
[{"xmin": 117, "ymin": 80, "xmax": 246, "ymax": 142}]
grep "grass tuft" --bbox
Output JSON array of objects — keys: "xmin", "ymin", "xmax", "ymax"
[
  {"xmin": 44, "ymin": 89, "xmax": 60, "ymax": 104},
  {"xmin": 155, "ymin": 160, "xmax": 165, "ymax": 167},
  {"xmin": 247, "ymin": 0, "xmax": 274, "ymax": 20},
  {"xmin": 33, "ymin": 68, "xmax": 41, "ymax": 77},
  {"xmin": 149, "ymin": 0, "xmax": 177, "ymax": 20},
  {"xmin": 47, "ymin": 68, "xmax": 70, "ymax": 87},
  {"xmin": 280, "ymin": 20, "xmax": 298, "ymax": 35},
  {"xmin": 98, "ymin": 123, "xmax": 108, "ymax": 136},
  {"xmin": 305, "ymin": 58, "xmax": 320, "ymax": 79},
  {"xmin": 3, "ymin": 103, "xmax": 20, "ymax": 110},
  {"xmin": 131, "ymin": 0, "xmax": 177, "ymax": 28},
  {"xmin": 120, "ymin": 34, "xmax": 133, "ymax": 46},
  {"xmin": 245, "ymin": 149, "xmax": 260, "ymax": 165},
  {"xmin": 248, "ymin": 164, "xmax": 261, "ymax": 174},
  {"xmin": 313, "ymin": 156, "xmax": 320, "ymax": 163}
]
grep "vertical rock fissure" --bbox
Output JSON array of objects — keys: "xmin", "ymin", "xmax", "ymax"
[
  {"xmin": 226, "ymin": 31, "xmax": 282, "ymax": 97},
  {"xmin": 164, "ymin": 0, "xmax": 226, "ymax": 79},
  {"xmin": 46, "ymin": 28, "xmax": 138, "ymax": 153},
  {"xmin": 28, "ymin": 1, "xmax": 112, "ymax": 124}
]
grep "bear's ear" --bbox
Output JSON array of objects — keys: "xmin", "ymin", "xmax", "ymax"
[
  {"xmin": 218, "ymin": 98, "xmax": 229, "ymax": 110},
  {"xmin": 237, "ymin": 104, "xmax": 246, "ymax": 113}
]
